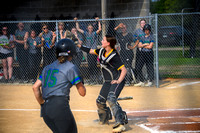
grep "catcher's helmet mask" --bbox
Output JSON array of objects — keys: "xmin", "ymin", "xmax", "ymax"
[{"xmin": 55, "ymin": 39, "xmax": 77, "ymax": 57}]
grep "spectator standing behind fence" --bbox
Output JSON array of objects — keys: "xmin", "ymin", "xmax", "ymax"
[
  {"xmin": 74, "ymin": 17, "xmax": 101, "ymax": 84},
  {"xmin": 57, "ymin": 22, "xmax": 72, "ymax": 41},
  {"xmin": 0, "ymin": 26, "xmax": 15, "ymax": 83},
  {"xmin": 25, "ymin": 30, "xmax": 43, "ymax": 84},
  {"xmin": 134, "ymin": 24, "xmax": 154, "ymax": 87},
  {"xmin": 39, "ymin": 24, "xmax": 56, "ymax": 67},
  {"xmin": 114, "ymin": 23, "xmax": 134, "ymax": 84},
  {"xmin": 71, "ymin": 28, "xmax": 83, "ymax": 70},
  {"xmin": 14, "ymin": 23, "xmax": 29, "ymax": 83},
  {"xmin": 128, "ymin": 19, "xmax": 146, "ymax": 85}
]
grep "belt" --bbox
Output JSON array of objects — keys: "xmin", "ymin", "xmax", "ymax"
[{"xmin": 44, "ymin": 96, "xmax": 70, "ymax": 103}]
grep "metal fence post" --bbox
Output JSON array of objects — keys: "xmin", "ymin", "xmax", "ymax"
[
  {"xmin": 55, "ymin": 20, "xmax": 59, "ymax": 43},
  {"xmin": 101, "ymin": 0, "xmax": 107, "ymax": 38},
  {"xmin": 155, "ymin": 14, "xmax": 159, "ymax": 88}
]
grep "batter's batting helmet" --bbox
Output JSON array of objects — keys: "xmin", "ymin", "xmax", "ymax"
[
  {"xmin": 55, "ymin": 39, "xmax": 77, "ymax": 57},
  {"xmin": 143, "ymin": 24, "xmax": 151, "ymax": 32}
]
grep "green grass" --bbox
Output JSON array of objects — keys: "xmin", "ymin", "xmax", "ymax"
[
  {"xmin": 159, "ymin": 73, "xmax": 200, "ymax": 78},
  {"xmin": 159, "ymin": 58, "xmax": 200, "ymax": 66},
  {"xmin": 158, "ymin": 49, "xmax": 200, "ymax": 78},
  {"xmin": 158, "ymin": 50, "xmax": 200, "ymax": 65}
]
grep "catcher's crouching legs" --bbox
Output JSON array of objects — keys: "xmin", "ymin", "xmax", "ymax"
[
  {"xmin": 96, "ymin": 96, "xmax": 112, "ymax": 124},
  {"xmin": 107, "ymin": 92, "xmax": 128, "ymax": 131}
]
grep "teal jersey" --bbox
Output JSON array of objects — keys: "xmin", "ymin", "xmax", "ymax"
[
  {"xmin": 15, "ymin": 29, "xmax": 27, "ymax": 41},
  {"xmin": 39, "ymin": 60, "xmax": 82, "ymax": 99},
  {"xmin": 15, "ymin": 29, "xmax": 27, "ymax": 49},
  {"xmin": 139, "ymin": 34, "xmax": 154, "ymax": 52},
  {"xmin": 27, "ymin": 37, "xmax": 41, "ymax": 54},
  {"xmin": 133, "ymin": 28, "xmax": 145, "ymax": 43},
  {"xmin": 41, "ymin": 31, "xmax": 53, "ymax": 48},
  {"xmin": 84, "ymin": 31, "xmax": 97, "ymax": 49}
]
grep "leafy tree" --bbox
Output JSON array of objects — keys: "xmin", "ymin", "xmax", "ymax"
[{"xmin": 151, "ymin": 0, "xmax": 195, "ymax": 13}]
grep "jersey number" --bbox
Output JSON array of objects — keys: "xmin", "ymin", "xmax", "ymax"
[{"xmin": 44, "ymin": 69, "xmax": 59, "ymax": 88}]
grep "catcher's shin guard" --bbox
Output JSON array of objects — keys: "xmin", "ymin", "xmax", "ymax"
[
  {"xmin": 96, "ymin": 97, "xmax": 112, "ymax": 124},
  {"xmin": 106, "ymin": 107, "xmax": 112, "ymax": 120},
  {"xmin": 107, "ymin": 92, "xmax": 128, "ymax": 125},
  {"xmin": 122, "ymin": 111, "xmax": 128, "ymax": 125}
]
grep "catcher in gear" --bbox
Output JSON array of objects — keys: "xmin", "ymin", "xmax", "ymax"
[
  {"xmin": 32, "ymin": 39, "xmax": 86, "ymax": 133},
  {"xmin": 77, "ymin": 35, "xmax": 128, "ymax": 132}
]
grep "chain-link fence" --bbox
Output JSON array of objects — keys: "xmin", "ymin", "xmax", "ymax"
[
  {"xmin": 0, "ymin": 12, "xmax": 199, "ymax": 87},
  {"xmin": 157, "ymin": 13, "xmax": 200, "ymax": 79}
]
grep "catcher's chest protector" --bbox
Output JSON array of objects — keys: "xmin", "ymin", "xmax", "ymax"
[{"xmin": 98, "ymin": 48, "xmax": 120, "ymax": 82}]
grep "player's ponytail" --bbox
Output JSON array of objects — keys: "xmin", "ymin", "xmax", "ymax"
[{"xmin": 57, "ymin": 56, "xmax": 68, "ymax": 63}]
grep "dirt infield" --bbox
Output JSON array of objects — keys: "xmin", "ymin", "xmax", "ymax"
[{"xmin": 0, "ymin": 79, "xmax": 200, "ymax": 133}]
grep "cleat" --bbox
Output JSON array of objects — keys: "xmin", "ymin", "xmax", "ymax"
[
  {"xmin": 113, "ymin": 123, "xmax": 120, "ymax": 129},
  {"xmin": 112, "ymin": 124, "xmax": 126, "ymax": 132}
]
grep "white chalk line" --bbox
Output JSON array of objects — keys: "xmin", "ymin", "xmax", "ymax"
[
  {"xmin": 132, "ymin": 115, "xmax": 200, "ymax": 132},
  {"xmin": 1, "ymin": 108, "xmax": 200, "ymax": 133},
  {"xmin": 129, "ymin": 115, "xmax": 200, "ymax": 121},
  {"xmin": 138, "ymin": 124, "xmax": 159, "ymax": 133},
  {"xmin": 138, "ymin": 122, "xmax": 200, "ymax": 133},
  {"xmin": 126, "ymin": 107, "xmax": 200, "ymax": 113},
  {"xmin": 0, "ymin": 109, "xmax": 97, "ymax": 112},
  {"xmin": 160, "ymin": 131, "xmax": 200, "ymax": 133},
  {"xmin": 0, "ymin": 107, "xmax": 200, "ymax": 113},
  {"xmin": 165, "ymin": 81, "xmax": 200, "ymax": 89},
  {"xmin": 134, "ymin": 107, "xmax": 200, "ymax": 133},
  {"xmin": 139, "ymin": 123, "xmax": 200, "ymax": 133},
  {"xmin": 2, "ymin": 108, "xmax": 200, "ymax": 121},
  {"xmin": 0, "ymin": 109, "xmax": 40, "ymax": 111},
  {"xmin": 144, "ymin": 121, "xmax": 200, "ymax": 126}
]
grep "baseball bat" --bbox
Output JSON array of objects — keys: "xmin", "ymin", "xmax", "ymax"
[{"xmin": 117, "ymin": 96, "xmax": 133, "ymax": 100}]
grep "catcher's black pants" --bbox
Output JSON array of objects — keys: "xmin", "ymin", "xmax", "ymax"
[
  {"xmin": 41, "ymin": 96, "xmax": 77, "ymax": 133},
  {"xmin": 99, "ymin": 80, "xmax": 125, "ymax": 99},
  {"xmin": 96, "ymin": 80, "xmax": 125, "ymax": 124}
]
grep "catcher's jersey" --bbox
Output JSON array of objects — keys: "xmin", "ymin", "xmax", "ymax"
[
  {"xmin": 39, "ymin": 60, "xmax": 81, "ymax": 99},
  {"xmin": 94, "ymin": 48, "xmax": 124, "ymax": 82}
]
